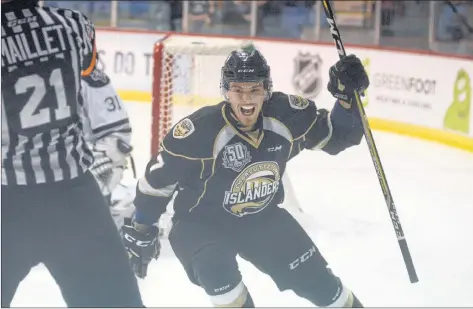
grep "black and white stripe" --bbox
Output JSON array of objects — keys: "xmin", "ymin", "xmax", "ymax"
[
  {"xmin": 92, "ymin": 119, "xmax": 132, "ymax": 141},
  {"xmin": 1, "ymin": 4, "xmax": 95, "ymax": 185},
  {"xmin": 2, "ymin": 121, "xmax": 93, "ymax": 185}
]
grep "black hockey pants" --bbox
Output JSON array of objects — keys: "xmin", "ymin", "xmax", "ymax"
[{"xmin": 169, "ymin": 207, "xmax": 345, "ymax": 307}]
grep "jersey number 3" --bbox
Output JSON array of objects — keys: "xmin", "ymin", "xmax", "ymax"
[{"xmin": 15, "ymin": 68, "xmax": 71, "ymax": 129}]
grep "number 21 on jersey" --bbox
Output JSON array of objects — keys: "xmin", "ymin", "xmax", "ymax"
[{"xmin": 15, "ymin": 68, "xmax": 71, "ymax": 129}]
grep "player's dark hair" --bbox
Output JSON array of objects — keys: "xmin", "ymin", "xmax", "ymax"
[{"xmin": 220, "ymin": 49, "xmax": 273, "ymax": 100}]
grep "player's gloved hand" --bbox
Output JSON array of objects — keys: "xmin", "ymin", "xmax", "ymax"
[
  {"xmin": 327, "ymin": 54, "xmax": 369, "ymax": 105},
  {"xmin": 90, "ymin": 137, "xmax": 133, "ymax": 195},
  {"xmin": 89, "ymin": 150, "xmax": 114, "ymax": 186},
  {"xmin": 122, "ymin": 217, "xmax": 161, "ymax": 279}
]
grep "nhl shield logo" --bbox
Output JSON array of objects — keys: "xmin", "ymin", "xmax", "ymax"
[{"xmin": 292, "ymin": 52, "xmax": 323, "ymax": 99}]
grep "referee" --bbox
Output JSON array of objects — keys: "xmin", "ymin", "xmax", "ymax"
[{"xmin": 1, "ymin": 0, "xmax": 143, "ymax": 306}]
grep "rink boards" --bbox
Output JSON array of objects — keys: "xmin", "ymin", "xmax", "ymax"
[{"xmin": 95, "ymin": 29, "xmax": 473, "ymax": 152}]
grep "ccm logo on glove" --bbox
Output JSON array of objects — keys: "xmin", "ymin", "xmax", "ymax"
[{"xmin": 123, "ymin": 234, "xmax": 156, "ymax": 247}]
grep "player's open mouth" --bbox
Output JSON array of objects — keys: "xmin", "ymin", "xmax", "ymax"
[{"xmin": 240, "ymin": 105, "xmax": 256, "ymax": 116}]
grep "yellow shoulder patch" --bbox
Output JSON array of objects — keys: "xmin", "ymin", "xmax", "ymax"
[
  {"xmin": 288, "ymin": 95, "xmax": 309, "ymax": 110},
  {"xmin": 172, "ymin": 118, "xmax": 195, "ymax": 139}
]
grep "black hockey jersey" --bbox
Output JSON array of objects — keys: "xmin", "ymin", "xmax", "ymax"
[
  {"xmin": 1, "ymin": 1, "xmax": 97, "ymax": 185},
  {"xmin": 134, "ymin": 92, "xmax": 364, "ymax": 224}
]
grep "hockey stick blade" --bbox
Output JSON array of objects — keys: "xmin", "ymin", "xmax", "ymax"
[{"xmin": 321, "ymin": 0, "xmax": 419, "ymax": 284}]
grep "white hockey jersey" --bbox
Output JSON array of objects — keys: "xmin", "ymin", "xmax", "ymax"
[
  {"xmin": 80, "ymin": 68, "xmax": 136, "ymax": 229},
  {"xmin": 80, "ymin": 68, "xmax": 132, "ymax": 145}
]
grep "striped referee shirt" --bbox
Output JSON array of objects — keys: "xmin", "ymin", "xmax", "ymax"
[{"xmin": 1, "ymin": 1, "xmax": 97, "ymax": 185}]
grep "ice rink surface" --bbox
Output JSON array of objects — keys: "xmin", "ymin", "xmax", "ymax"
[{"xmin": 11, "ymin": 102, "xmax": 473, "ymax": 307}]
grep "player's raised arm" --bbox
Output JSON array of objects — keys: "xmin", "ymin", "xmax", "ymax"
[{"xmin": 300, "ymin": 54, "xmax": 369, "ymax": 155}]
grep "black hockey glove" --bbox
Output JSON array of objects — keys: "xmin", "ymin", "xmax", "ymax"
[
  {"xmin": 122, "ymin": 217, "xmax": 161, "ymax": 279},
  {"xmin": 327, "ymin": 54, "xmax": 369, "ymax": 104}
]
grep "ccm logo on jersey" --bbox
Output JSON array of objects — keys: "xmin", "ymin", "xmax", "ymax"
[
  {"xmin": 267, "ymin": 145, "xmax": 282, "ymax": 152},
  {"xmin": 7, "ymin": 16, "xmax": 37, "ymax": 27},
  {"xmin": 173, "ymin": 118, "xmax": 195, "ymax": 139},
  {"xmin": 288, "ymin": 95, "xmax": 310, "ymax": 110}
]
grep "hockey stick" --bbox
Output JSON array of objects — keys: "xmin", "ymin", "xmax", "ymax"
[
  {"xmin": 444, "ymin": 0, "xmax": 473, "ymax": 34},
  {"xmin": 129, "ymin": 154, "xmax": 137, "ymax": 179},
  {"xmin": 321, "ymin": 0, "xmax": 419, "ymax": 283}
]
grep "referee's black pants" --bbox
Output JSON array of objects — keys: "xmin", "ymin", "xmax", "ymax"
[{"xmin": 1, "ymin": 172, "xmax": 143, "ymax": 307}]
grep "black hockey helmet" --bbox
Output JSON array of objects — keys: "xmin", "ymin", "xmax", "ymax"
[{"xmin": 220, "ymin": 48, "xmax": 273, "ymax": 100}]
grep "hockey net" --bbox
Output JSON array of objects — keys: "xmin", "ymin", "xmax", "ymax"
[{"xmin": 151, "ymin": 35, "xmax": 307, "ymax": 234}]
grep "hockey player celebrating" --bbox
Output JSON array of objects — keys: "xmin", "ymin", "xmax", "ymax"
[
  {"xmin": 122, "ymin": 49, "xmax": 369, "ymax": 307},
  {"xmin": 80, "ymin": 68, "xmax": 136, "ymax": 229}
]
